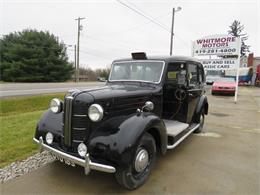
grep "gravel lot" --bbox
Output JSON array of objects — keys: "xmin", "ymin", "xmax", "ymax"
[{"xmin": 0, "ymin": 151, "xmax": 55, "ymax": 183}]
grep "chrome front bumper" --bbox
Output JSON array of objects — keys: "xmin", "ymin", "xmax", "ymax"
[{"xmin": 33, "ymin": 137, "xmax": 116, "ymax": 174}]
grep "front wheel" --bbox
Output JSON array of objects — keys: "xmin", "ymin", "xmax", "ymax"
[{"xmin": 115, "ymin": 132, "xmax": 156, "ymax": 190}]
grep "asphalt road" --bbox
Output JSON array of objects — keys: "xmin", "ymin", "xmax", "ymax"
[
  {"xmin": 1, "ymin": 87, "xmax": 260, "ymax": 194},
  {"xmin": 0, "ymin": 82, "xmax": 105, "ymax": 98}
]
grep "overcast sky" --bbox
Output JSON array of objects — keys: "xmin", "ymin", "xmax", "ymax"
[{"xmin": 1, "ymin": 0, "xmax": 259, "ymax": 69}]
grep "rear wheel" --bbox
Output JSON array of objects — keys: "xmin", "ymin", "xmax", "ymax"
[
  {"xmin": 115, "ymin": 132, "xmax": 156, "ymax": 190},
  {"xmin": 194, "ymin": 111, "xmax": 204, "ymax": 134}
]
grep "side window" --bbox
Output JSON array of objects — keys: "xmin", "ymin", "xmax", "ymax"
[
  {"xmin": 166, "ymin": 63, "xmax": 187, "ymax": 85},
  {"xmin": 188, "ymin": 64, "xmax": 198, "ymax": 86}
]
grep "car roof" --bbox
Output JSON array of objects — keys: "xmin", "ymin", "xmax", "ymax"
[{"xmin": 113, "ymin": 55, "xmax": 201, "ymax": 64}]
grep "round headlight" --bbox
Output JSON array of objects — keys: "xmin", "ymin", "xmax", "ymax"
[
  {"xmin": 78, "ymin": 143, "xmax": 87, "ymax": 157},
  {"xmin": 88, "ymin": 104, "xmax": 104, "ymax": 122},
  {"xmin": 50, "ymin": 98, "xmax": 62, "ymax": 113},
  {"xmin": 46, "ymin": 132, "xmax": 54, "ymax": 144}
]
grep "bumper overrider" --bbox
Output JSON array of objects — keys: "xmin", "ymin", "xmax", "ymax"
[{"xmin": 33, "ymin": 136, "xmax": 116, "ymax": 175}]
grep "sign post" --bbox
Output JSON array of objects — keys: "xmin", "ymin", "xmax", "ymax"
[
  {"xmin": 192, "ymin": 34, "xmax": 241, "ymax": 103},
  {"xmin": 234, "ymin": 39, "xmax": 241, "ymax": 103}
]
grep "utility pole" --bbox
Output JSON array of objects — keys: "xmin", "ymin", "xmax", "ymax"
[
  {"xmin": 75, "ymin": 17, "xmax": 85, "ymax": 82},
  {"xmin": 74, "ymin": 44, "xmax": 77, "ymax": 82},
  {"xmin": 169, "ymin": 7, "xmax": 182, "ymax": 56}
]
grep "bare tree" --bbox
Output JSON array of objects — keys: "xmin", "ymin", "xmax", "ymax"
[{"xmin": 228, "ymin": 20, "xmax": 250, "ymax": 56}]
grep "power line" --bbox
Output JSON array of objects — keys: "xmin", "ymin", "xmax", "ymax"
[
  {"xmin": 70, "ymin": 1, "xmax": 190, "ymax": 63},
  {"xmin": 83, "ymin": 32, "xmax": 172, "ymax": 54},
  {"xmin": 82, "ymin": 34, "xmax": 131, "ymax": 49},
  {"xmin": 81, "ymin": 36, "xmax": 168, "ymax": 57},
  {"xmin": 116, "ymin": 1, "xmax": 191, "ymax": 52},
  {"xmin": 89, "ymin": 12, "xmax": 171, "ymax": 37},
  {"xmin": 124, "ymin": 1, "xmax": 190, "ymax": 48},
  {"xmin": 80, "ymin": 50, "xmax": 112, "ymax": 61},
  {"xmin": 68, "ymin": 48, "xmax": 112, "ymax": 61},
  {"xmin": 116, "ymin": 0, "xmax": 170, "ymax": 33},
  {"xmin": 125, "ymin": 0, "xmax": 170, "ymax": 30},
  {"xmin": 175, "ymin": 33, "xmax": 191, "ymax": 49}
]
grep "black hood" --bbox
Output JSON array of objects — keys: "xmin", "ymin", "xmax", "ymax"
[
  {"xmin": 71, "ymin": 83, "xmax": 162, "ymax": 116},
  {"xmin": 78, "ymin": 84, "xmax": 161, "ymax": 101}
]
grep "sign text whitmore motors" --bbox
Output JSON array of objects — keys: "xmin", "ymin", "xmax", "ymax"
[{"xmin": 192, "ymin": 35, "xmax": 240, "ymax": 56}]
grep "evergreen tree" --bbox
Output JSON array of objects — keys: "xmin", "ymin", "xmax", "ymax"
[
  {"xmin": 228, "ymin": 20, "xmax": 250, "ymax": 56},
  {"xmin": 0, "ymin": 29, "xmax": 74, "ymax": 82}
]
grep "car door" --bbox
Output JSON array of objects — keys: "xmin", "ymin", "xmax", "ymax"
[{"xmin": 186, "ymin": 63, "xmax": 204, "ymax": 123}]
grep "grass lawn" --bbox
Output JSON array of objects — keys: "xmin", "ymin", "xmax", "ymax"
[{"xmin": 0, "ymin": 93, "xmax": 65, "ymax": 168}]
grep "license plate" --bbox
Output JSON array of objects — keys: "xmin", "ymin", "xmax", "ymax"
[{"xmin": 51, "ymin": 153, "xmax": 75, "ymax": 167}]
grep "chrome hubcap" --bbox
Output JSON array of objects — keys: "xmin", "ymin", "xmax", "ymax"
[{"xmin": 134, "ymin": 149, "xmax": 149, "ymax": 172}]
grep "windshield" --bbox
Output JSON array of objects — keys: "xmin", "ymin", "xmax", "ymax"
[
  {"xmin": 109, "ymin": 61, "xmax": 164, "ymax": 83},
  {"xmin": 216, "ymin": 77, "xmax": 235, "ymax": 82}
]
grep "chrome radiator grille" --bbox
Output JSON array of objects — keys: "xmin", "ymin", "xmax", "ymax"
[
  {"xmin": 63, "ymin": 96, "xmax": 73, "ymax": 146},
  {"xmin": 63, "ymin": 97, "xmax": 89, "ymax": 145},
  {"xmin": 71, "ymin": 102, "xmax": 89, "ymax": 142}
]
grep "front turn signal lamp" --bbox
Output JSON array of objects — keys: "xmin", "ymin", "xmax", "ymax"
[
  {"xmin": 78, "ymin": 143, "xmax": 87, "ymax": 157},
  {"xmin": 45, "ymin": 132, "xmax": 54, "ymax": 145}
]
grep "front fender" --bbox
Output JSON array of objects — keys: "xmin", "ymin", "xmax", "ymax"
[
  {"xmin": 88, "ymin": 112, "xmax": 167, "ymax": 169},
  {"xmin": 35, "ymin": 110, "xmax": 63, "ymax": 139}
]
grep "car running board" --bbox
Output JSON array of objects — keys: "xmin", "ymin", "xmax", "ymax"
[
  {"xmin": 165, "ymin": 122, "xmax": 200, "ymax": 150},
  {"xmin": 164, "ymin": 120, "xmax": 189, "ymax": 136}
]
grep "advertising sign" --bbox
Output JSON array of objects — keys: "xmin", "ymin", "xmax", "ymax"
[
  {"xmin": 200, "ymin": 59, "xmax": 238, "ymax": 70},
  {"xmin": 192, "ymin": 34, "xmax": 240, "ymax": 56},
  {"xmin": 192, "ymin": 34, "xmax": 241, "ymax": 102}
]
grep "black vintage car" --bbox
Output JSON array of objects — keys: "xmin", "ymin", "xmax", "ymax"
[{"xmin": 33, "ymin": 53, "xmax": 208, "ymax": 190}]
